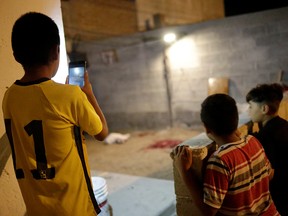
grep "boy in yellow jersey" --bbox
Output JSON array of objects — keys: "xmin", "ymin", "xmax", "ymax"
[{"xmin": 2, "ymin": 12, "xmax": 108, "ymax": 216}]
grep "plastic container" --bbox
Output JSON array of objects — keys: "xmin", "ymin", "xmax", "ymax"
[{"xmin": 92, "ymin": 176, "xmax": 110, "ymax": 216}]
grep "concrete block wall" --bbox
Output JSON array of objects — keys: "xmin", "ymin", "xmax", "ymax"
[{"xmin": 77, "ymin": 7, "xmax": 288, "ymax": 131}]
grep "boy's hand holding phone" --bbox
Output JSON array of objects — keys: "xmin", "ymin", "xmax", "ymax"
[
  {"xmin": 68, "ymin": 61, "xmax": 108, "ymax": 140},
  {"xmin": 81, "ymin": 72, "xmax": 94, "ymax": 96},
  {"xmin": 67, "ymin": 60, "xmax": 94, "ymax": 96},
  {"xmin": 68, "ymin": 61, "xmax": 86, "ymax": 87}
]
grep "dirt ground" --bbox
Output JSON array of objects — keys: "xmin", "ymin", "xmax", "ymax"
[{"xmin": 86, "ymin": 127, "xmax": 202, "ymax": 180}]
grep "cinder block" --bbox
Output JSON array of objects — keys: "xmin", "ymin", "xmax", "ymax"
[
  {"xmin": 170, "ymin": 133, "xmax": 217, "ymax": 216},
  {"xmin": 242, "ymin": 25, "xmax": 267, "ymax": 37},
  {"xmin": 176, "ymin": 197, "xmax": 202, "ymax": 216}
]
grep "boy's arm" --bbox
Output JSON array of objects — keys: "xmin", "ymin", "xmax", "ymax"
[
  {"xmin": 81, "ymin": 72, "xmax": 108, "ymax": 141},
  {"xmin": 174, "ymin": 146, "xmax": 218, "ymax": 216},
  {"xmin": 85, "ymin": 91, "xmax": 108, "ymax": 141}
]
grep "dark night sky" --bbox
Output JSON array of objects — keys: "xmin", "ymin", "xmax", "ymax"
[{"xmin": 224, "ymin": 0, "xmax": 288, "ymax": 16}]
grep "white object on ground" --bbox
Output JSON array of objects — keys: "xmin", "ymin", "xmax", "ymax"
[{"xmin": 104, "ymin": 133, "xmax": 131, "ymax": 144}]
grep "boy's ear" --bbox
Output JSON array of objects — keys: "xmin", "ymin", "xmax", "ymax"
[
  {"xmin": 262, "ymin": 104, "xmax": 270, "ymax": 114},
  {"xmin": 203, "ymin": 125, "xmax": 216, "ymax": 141},
  {"xmin": 51, "ymin": 45, "xmax": 59, "ymax": 61},
  {"xmin": 204, "ymin": 125, "xmax": 210, "ymax": 134},
  {"xmin": 203, "ymin": 124, "xmax": 213, "ymax": 135}
]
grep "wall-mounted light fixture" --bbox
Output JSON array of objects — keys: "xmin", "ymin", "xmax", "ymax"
[{"xmin": 163, "ymin": 33, "xmax": 176, "ymax": 43}]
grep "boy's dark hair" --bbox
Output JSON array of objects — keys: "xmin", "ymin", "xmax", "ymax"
[
  {"xmin": 246, "ymin": 83, "xmax": 283, "ymax": 114},
  {"xmin": 201, "ymin": 94, "xmax": 238, "ymax": 136},
  {"xmin": 11, "ymin": 12, "xmax": 60, "ymax": 68}
]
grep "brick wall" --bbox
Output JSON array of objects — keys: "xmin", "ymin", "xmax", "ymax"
[
  {"xmin": 61, "ymin": 0, "xmax": 224, "ymax": 44},
  {"xmin": 61, "ymin": 0, "xmax": 138, "ymax": 52},
  {"xmin": 77, "ymin": 7, "xmax": 288, "ymax": 131},
  {"xmin": 136, "ymin": 0, "xmax": 224, "ymax": 31}
]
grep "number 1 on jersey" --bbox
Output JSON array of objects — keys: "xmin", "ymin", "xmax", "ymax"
[{"xmin": 24, "ymin": 120, "xmax": 55, "ymax": 180}]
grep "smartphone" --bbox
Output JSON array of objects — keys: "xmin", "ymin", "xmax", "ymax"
[{"xmin": 68, "ymin": 61, "xmax": 86, "ymax": 87}]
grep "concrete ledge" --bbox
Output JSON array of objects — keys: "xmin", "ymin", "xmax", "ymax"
[{"xmin": 92, "ymin": 171, "xmax": 176, "ymax": 216}]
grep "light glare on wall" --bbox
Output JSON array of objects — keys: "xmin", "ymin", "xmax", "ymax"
[
  {"xmin": 163, "ymin": 33, "xmax": 176, "ymax": 43},
  {"xmin": 166, "ymin": 38, "xmax": 199, "ymax": 69}
]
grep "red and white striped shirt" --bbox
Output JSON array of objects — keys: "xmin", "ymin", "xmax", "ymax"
[{"xmin": 203, "ymin": 135, "xmax": 279, "ymax": 215}]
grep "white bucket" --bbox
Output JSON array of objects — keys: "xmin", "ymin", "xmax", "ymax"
[{"xmin": 92, "ymin": 177, "xmax": 110, "ymax": 216}]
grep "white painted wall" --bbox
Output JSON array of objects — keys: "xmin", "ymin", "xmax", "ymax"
[{"xmin": 0, "ymin": 0, "xmax": 67, "ymax": 215}]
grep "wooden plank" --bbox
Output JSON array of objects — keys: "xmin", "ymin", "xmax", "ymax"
[{"xmin": 208, "ymin": 77, "xmax": 229, "ymax": 95}]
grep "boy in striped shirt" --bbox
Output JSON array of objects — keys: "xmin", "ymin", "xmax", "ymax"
[{"xmin": 174, "ymin": 94, "xmax": 279, "ymax": 216}]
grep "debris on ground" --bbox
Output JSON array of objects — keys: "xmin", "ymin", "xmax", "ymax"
[{"xmin": 104, "ymin": 133, "xmax": 131, "ymax": 145}]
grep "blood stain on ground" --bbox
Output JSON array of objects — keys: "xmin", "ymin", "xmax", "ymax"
[{"xmin": 145, "ymin": 139, "xmax": 183, "ymax": 149}]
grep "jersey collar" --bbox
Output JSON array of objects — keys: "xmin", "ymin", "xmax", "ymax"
[{"xmin": 15, "ymin": 78, "xmax": 50, "ymax": 86}]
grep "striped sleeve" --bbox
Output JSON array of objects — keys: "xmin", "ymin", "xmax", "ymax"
[
  {"xmin": 203, "ymin": 155, "xmax": 229, "ymax": 209},
  {"xmin": 203, "ymin": 136, "xmax": 275, "ymax": 215}
]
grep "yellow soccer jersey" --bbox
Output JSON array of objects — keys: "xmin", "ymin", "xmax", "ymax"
[{"xmin": 2, "ymin": 78, "xmax": 102, "ymax": 216}]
